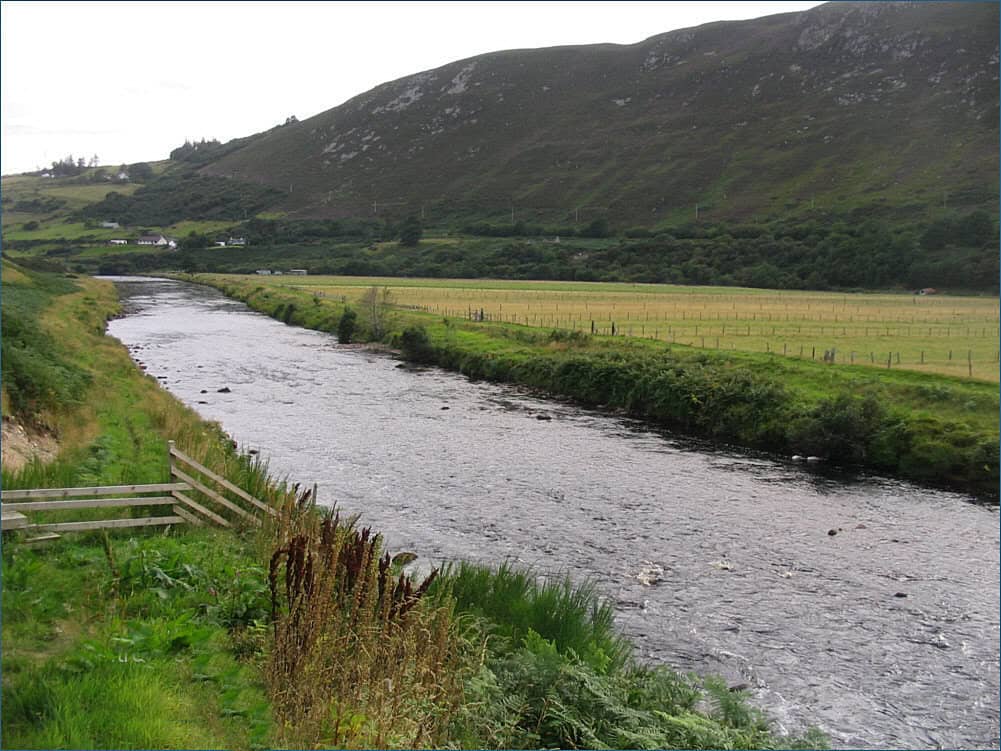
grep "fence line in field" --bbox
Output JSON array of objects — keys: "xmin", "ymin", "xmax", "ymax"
[{"xmin": 443, "ymin": 306, "xmax": 999, "ymax": 377}]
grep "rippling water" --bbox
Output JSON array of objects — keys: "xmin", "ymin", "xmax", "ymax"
[{"xmin": 107, "ymin": 278, "xmax": 1000, "ymax": 749}]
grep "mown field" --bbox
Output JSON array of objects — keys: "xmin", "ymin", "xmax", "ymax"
[{"xmin": 258, "ymin": 275, "xmax": 1001, "ymax": 382}]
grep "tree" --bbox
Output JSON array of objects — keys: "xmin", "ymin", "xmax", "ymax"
[
  {"xmin": 581, "ymin": 217, "xmax": 610, "ymax": 238},
  {"xmin": 360, "ymin": 286, "xmax": 393, "ymax": 339},
  {"xmin": 399, "ymin": 215, "xmax": 423, "ymax": 247},
  {"xmin": 129, "ymin": 162, "xmax": 154, "ymax": 181},
  {"xmin": 337, "ymin": 307, "xmax": 357, "ymax": 343}
]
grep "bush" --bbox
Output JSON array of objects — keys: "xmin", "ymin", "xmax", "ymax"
[
  {"xmin": 337, "ymin": 307, "xmax": 357, "ymax": 343},
  {"xmin": 789, "ymin": 392, "xmax": 886, "ymax": 462},
  {"xmin": 399, "ymin": 325, "xmax": 436, "ymax": 363}
]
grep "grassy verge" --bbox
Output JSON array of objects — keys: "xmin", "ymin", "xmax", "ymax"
[
  {"xmin": 2, "ymin": 262, "xmax": 823, "ymax": 748},
  {"xmin": 195, "ymin": 273, "xmax": 999, "ymax": 500},
  {"xmin": 2, "ymin": 261, "xmax": 280, "ymax": 749}
]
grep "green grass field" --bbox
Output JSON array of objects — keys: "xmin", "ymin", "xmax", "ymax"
[{"xmin": 257, "ymin": 275, "xmax": 1001, "ymax": 382}]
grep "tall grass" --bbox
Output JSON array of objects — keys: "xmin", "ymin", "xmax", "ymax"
[
  {"xmin": 435, "ymin": 560, "xmax": 630, "ymax": 674},
  {"xmin": 265, "ymin": 490, "xmax": 465, "ymax": 747}
]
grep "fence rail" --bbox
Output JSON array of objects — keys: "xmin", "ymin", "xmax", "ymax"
[{"xmin": 1, "ymin": 441, "xmax": 275, "ymax": 539}]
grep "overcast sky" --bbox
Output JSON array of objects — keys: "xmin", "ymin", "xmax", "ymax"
[{"xmin": 1, "ymin": 1, "xmax": 823, "ymax": 175}]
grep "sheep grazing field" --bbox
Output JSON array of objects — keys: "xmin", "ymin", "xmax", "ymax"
[{"xmin": 261, "ymin": 276, "xmax": 1001, "ymax": 382}]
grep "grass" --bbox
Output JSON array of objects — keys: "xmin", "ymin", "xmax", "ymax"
[
  {"xmin": 432, "ymin": 561, "xmax": 826, "ymax": 750},
  {"xmin": 1, "ymin": 528, "xmax": 272, "ymax": 750},
  {"xmin": 1, "ymin": 260, "xmax": 285, "ymax": 748},
  {"xmin": 267, "ymin": 275, "xmax": 1001, "ymax": 381},
  {"xmin": 434, "ymin": 561, "xmax": 630, "ymax": 673},
  {"xmin": 196, "ymin": 272, "xmax": 999, "ymax": 498}
]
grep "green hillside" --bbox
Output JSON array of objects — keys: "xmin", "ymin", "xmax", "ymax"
[
  {"xmin": 2, "ymin": 2, "xmax": 996, "ymax": 291},
  {"xmin": 199, "ymin": 1, "xmax": 998, "ymax": 226}
]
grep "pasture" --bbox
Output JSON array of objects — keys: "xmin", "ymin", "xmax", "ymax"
[{"xmin": 259, "ymin": 276, "xmax": 1001, "ymax": 381}]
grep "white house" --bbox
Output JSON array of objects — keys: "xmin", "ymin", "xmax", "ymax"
[
  {"xmin": 136, "ymin": 234, "xmax": 169, "ymax": 246},
  {"xmin": 109, "ymin": 239, "xmax": 128, "ymax": 246},
  {"xmin": 214, "ymin": 241, "xmax": 228, "ymax": 247},
  {"xmin": 227, "ymin": 236, "xmax": 247, "ymax": 246},
  {"xmin": 255, "ymin": 269, "xmax": 272, "ymax": 275}
]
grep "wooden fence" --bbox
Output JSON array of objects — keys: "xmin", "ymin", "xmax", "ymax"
[{"xmin": 1, "ymin": 441, "xmax": 275, "ymax": 541}]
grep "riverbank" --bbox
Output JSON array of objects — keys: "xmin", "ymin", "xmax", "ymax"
[
  {"xmin": 2, "ymin": 263, "xmax": 824, "ymax": 747},
  {"xmin": 2, "ymin": 262, "xmax": 279, "ymax": 748},
  {"xmin": 192, "ymin": 273, "xmax": 999, "ymax": 500}
]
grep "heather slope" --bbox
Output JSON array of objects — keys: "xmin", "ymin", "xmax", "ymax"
[{"xmin": 201, "ymin": 2, "xmax": 998, "ymax": 225}]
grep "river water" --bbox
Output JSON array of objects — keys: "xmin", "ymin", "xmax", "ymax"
[{"xmin": 106, "ymin": 278, "xmax": 999, "ymax": 750}]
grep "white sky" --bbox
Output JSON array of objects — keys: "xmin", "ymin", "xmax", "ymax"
[{"xmin": 1, "ymin": 1, "xmax": 823, "ymax": 175}]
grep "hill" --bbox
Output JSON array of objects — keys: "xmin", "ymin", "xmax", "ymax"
[{"xmin": 199, "ymin": 1, "xmax": 999, "ymax": 226}]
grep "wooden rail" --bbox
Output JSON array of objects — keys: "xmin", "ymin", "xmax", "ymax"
[
  {"xmin": 2, "ymin": 483, "xmax": 189, "ymax": 500},
  {"xmin": 1, "ymin": 440, "xmax": 277, "ymax": 538}
]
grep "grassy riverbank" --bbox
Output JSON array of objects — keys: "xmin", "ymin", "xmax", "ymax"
[
  {"xmin": 2, "ymin": 261, "xmax": 279, "ymax": 748},
  {"xmin": 194, "ymin": 273, "xmax": 999, "ymax": 500},
  {"xmin": 2, "ymin": 262, "xmax": 824, "ymax": 747}
]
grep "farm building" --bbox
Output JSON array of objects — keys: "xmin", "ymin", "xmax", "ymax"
[
  {"xmin": 109, "ymin": 239, "xmax": 128, "ymax": 246},
  {"xmin": 100, "ymin": 221, "xmax": 120, "ymax": 229},
  {"xmin": 287, "ymin": 269, "xmax": 308, "ymax": 276}
]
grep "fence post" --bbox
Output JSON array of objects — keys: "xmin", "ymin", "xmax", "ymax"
[{"xmin": 167, "ymin": 440, "xmax": 176, "ymax": 481}]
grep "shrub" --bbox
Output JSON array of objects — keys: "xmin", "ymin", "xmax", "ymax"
[
  {"xmin": 336, "ymin": 307, "xmax": 357, "ymax": 343},
  {"xmin": 399, "ymin": 325, "xmax": 436, "ymax": 363},
  {"xmin": 789, "ymin": 392, "xmax": 886, "ymax": 462}
]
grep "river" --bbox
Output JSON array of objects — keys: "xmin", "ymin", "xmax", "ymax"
[{"xmin": 106, "ymin": 277, "xmax": 999, "ymax": 750}]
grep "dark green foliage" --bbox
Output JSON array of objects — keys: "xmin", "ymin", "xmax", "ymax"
[
  {"xmin": 14, "ymin": 196, "xmax": 65, "ymax": 213},
  {"xmin": 77, "ymin": 174, "xmax": 282, "ymax": 226},
  {"xmin": 170, "ymin": 138, "xmax": 224, "ymax": 164},
  {"xmin": 398, "ymin": 325, "xmax": 435, "ymax": 363},
  {"xmin": 790, "ymin": 392, "xmax": 887, "ymax": 462},
  {"xmin": 73, "ymin": 210, "xmax": 996, "ymax": 291},
  {"xmin": 337, "ymin": 307, "xmax": 358, "ymax": 343},
  {"xmin": 435, "ymin": 561, "xmax": 629, "ymax": 674},
  {"xmin": 128, "ymin": 162, "xmax": 154, "ymax": 181},
  {"xmin": 398, "ymin": 214, "xmax": 423, "ymax": 247},
  {"xmin": 580, "ymin": 216, "xmax": 611, "ymax": 238}
]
